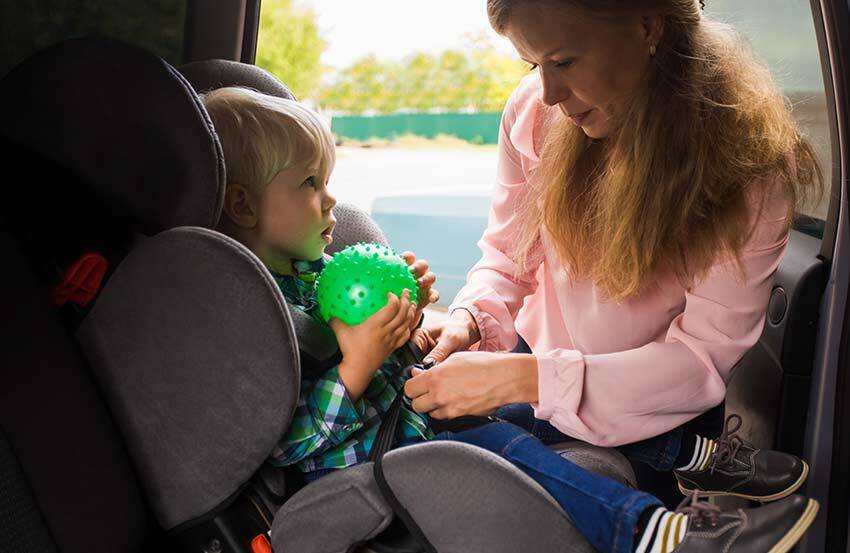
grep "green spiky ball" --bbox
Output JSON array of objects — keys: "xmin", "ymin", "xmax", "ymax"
[{"xmin": 316, "ymin": 242, "xmax": 419, "ymax": 326}]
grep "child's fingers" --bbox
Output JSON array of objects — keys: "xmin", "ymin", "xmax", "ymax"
[
  {"xmin": 392, "ymin": 325, "xmax": 412, "ymax": 349},
  {"xmin": 411, "ymin": 329, "xmax": 428, "ymax": 351},
  {"xmin": 386, "ymin": 290, "xmax": 412, "ymax": 332},
  {"xmin": 327, "ymin": 317, "xmax": 349, "ymax": 334},
  {"xmin": 428, "ymin": 289, "xmax": 440, "ymax": 304},
  {"xmin": 401, "ymin": 251, "xmax": 416, "ymax": 266},
  {"xmin": 411, "ymin": 328, "xmax": 436, "ymax": 352},
  {"xmin": 410, "ymin": 259, "xmax": 429, "ymax": 278},
  {"xmin": 370, "ymin": 292, "xmax": 401, "ymax": 325},
  {"xmin": 417, "ymin": 270, "xmax": 436, "ymax": 288}
]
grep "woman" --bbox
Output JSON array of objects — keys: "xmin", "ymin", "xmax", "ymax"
[{"xmin": 406, "ymin": 0, "xmax": 821, "ymax": 506}]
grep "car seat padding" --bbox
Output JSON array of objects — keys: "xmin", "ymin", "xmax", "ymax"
[
  {"xmin": 77, "ymin": 227, "xmax": 299, "ymax": 531},
  {"xmin": 0, "ymin": 36, "xmax": 225, "ymax": 234},
  {"xmin": 271, "ymin": 463, "xmax": 393, "ymax": 553},
  {"xmin": 180, "ymin": 59, "xmax": 296, "ymax": 101}
]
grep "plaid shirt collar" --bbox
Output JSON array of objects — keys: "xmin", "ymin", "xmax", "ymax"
[{"xmin": 271, "ymin": 257, "xmax": 327, "ymax": 320}]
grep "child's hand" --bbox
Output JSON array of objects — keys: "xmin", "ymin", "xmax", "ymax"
[
  {"xmin": 401, "ymin": 251, "xmax": 440, "ymax": 329},
  {"xmin": 411, "ymin": 327, "xmax": 437, "ymax": 356},
  {"xmin": 329, "ymin": 290, "xmax": 416, "ymax": 401}
]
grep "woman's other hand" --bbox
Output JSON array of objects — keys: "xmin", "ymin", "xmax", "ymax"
[{"xmin": 417, "ymin": 308, "xmax": 482, "ymax": 364}]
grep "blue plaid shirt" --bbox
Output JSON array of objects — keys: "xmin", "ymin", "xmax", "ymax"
[{"xmin": 268, "ymin": 258, "xmax": 432, "ymax": 473}]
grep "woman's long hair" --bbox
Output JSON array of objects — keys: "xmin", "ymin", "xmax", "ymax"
[{"xmin": 488, "ymin": 0, "xmax": 823, "ymax": 300}]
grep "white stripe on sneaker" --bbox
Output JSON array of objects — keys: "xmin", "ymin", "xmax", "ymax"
[
  {"xmin": 635, "ymin": 508, "xmax": 665, "ymax": 553},
  {"xmin": 679, "ymin": 437, "xmax": 702, "ymax": 471},
  {"xmin": 698, "ymin": 441, "xmax": 716, "ymax": 471},
  {"xmin": 650, "ymin": 512, "xmax": 674, "ymax": 553}
]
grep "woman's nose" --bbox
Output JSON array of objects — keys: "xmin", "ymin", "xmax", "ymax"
[{"xmin": 540, "ymin": 73, "xmax": 571, "ymax": 107}]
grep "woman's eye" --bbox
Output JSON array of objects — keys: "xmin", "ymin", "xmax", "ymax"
[
  {"xmin": 528, "ymin": 63, "xmax": 538, "ymax": 72},
  {"xmin": 554, "ymin": 59, "xmax": 574, "ymax": 68}
]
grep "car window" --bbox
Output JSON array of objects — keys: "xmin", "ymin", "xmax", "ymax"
[
  {"xmin": 705, "ymin": 0, "xmax": 833, "ymax": 229},
  {"xmin": 1, "ymin": 0, "xmax": 187, "ymax": 79}
]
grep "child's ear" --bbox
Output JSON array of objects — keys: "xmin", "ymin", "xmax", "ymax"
[{"xmin": 222, "ymin": 184, "xmax": 258, "ymax": 228}]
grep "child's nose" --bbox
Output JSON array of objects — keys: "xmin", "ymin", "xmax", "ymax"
[{"xmin": 323, "ymin": 191, "xmax": 337, "ymax": 212}]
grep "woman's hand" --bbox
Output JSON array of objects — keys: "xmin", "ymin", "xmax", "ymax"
[
  {"xmin": 401, "ymin": 251, "xmax": 440, "ymax": 330},
  {"xmin": 416, "ymin": 308, "xmax": 482, "ymax": 365},
  {"xmin": 329, "ymin": 290, "xmax": 416, "ymax": 400},
  {"xmin": 403, "ymin": 351, "xmax": 539, "ymax": 419}
]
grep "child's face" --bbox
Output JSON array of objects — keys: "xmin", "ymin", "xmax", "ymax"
[{"xmin": 253, "ymin": 159, "xmax": 336, "ymax": 272}]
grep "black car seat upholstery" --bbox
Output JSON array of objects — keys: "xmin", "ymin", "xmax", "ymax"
[
  {"xmin": 0, "ymin": 36, "xmax": 226, "ymax": 552},
  {"xmin": 0, "ymin": 231, "xmax": 148, "ymax": 553}
]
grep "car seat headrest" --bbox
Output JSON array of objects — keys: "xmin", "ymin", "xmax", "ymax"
[
  {"xmin": 77, "ymin": 227, "xmax": 299, "ymax": 530},
  {"xmin": 0, "ymin": 36, "xmax": 225, "ymax": 238},
  {"xmin": 327, "ymin": 203, "xmax": 389, "ymax": 255},
  {"xmin": 179, "ymin": 59, "xmax": 296, "ymax": 100}
]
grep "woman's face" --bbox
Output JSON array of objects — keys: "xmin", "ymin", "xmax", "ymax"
[{"xmin": 504, "ymin": 2, "xmax": 662, "ymax": 139}]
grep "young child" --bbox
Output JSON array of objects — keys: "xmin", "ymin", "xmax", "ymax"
[{"xmin": 202, "ymin": 86, "xmax": 817, "ymax": 553}]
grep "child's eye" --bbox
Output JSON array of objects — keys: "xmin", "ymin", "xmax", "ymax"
[{"xmin": 302, "ymin": 177, "xmax": 318, "ymax": 188}]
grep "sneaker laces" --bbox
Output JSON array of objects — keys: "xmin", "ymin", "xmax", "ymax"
[
  {"xmin": 676, "ymin": 491, "xmax": 722, "ymax": 528},
  {"xmin": 709, "ymin": 414, "xmax": 753, "ymax": 474}
]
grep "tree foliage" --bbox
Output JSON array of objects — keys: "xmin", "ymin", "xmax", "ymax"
[
  {"xmin": 256, "ymin": 0, "xmax": 326, "ymax": 100},
  {"xmin": 318, "ymin": 35, "xmax": 527, "ymax": 114}
]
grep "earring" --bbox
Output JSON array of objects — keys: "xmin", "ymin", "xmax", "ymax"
[{"xmin": 649, "ymin": 44, "xmax": 657, "ymax": 57}]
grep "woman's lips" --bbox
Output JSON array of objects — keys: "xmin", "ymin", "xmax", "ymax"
[{"xmin": 568, "ymin": 109, "xmax": 593, "ymax": 126}]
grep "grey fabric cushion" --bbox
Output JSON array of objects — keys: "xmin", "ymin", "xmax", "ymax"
[
  {"xmin": 179, "ymin": 59, "xmax": 296, "ymax": 100},
  {"xmin": 554, "ymin": 440, "xmax": 638, "ymax": 488},
  {"xmin": 291, "ymin": 308, "xmax": 339, "ymax": 366},
  {"xmin": 0, "ymin": 36, "xmax": 224, "ymax": 234},
  {"xmin": 378, "ymin": 441, "xmax": 637, "ymax": 553},
  {"xmin": 271, "ymin": 463, "xmax": 393, "ymax": 553},
  {"xmin": 327, "ymin": 203, "xmax": 389, "ymax": 255},
  {"xmin": 77, "ymin": 227, "xmax": 300, "ymax": 530}
]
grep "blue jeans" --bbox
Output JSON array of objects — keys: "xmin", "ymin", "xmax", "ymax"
[
  {"xmin": 494, "ymin": 403, "xmax": 684, "ymax": 471},
  {"xmin": 433, "ymin": 421, "xmax": 661, "ymax": 553}
]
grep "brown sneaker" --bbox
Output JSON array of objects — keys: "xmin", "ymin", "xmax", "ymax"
[
  {"xmin": 672, "ymin": 493, "xmax": 818, "ymax": 553},
  {"xmin": 674, "ymin": 415, "xmax": 809, "ymax": 501}
]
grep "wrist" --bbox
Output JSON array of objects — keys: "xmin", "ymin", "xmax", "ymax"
[
  {"xmin": 451, "ymin": 308, "xmax": 481, "ymax": 344},
  {"xmin": 338, "ymin": 358, "xmax": 375, "ymax": 401},
  {"xmin": 498, "ymin": 353, "xmax": 539, "ymax": 405}
]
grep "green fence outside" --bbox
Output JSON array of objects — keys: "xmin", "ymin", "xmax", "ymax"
[{"xmin": 331, "ymin": 112, "xmax": 502, "ymax": 144}]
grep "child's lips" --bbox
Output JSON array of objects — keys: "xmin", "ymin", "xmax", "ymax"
[{"xmin": 320, "ymin": 224, "xmax": 335, "ymax": 243}]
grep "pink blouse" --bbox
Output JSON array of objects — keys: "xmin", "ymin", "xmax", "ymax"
[{"xmin": 449, "ymin": 74, "xmax": 791, "ymax": 447}]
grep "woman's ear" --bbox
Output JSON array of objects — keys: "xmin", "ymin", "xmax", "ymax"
[
  {"xmin": 642, "ymin": 14, "xmax": 665, "ymax": 48},
  {"xmin": 222, "ymin": 184, "xmax": 259, "ymax": 229}
]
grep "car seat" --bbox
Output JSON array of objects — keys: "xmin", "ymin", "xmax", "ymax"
[{"xmin": 0, "ymin": 38, "xmax": 638, "ymax": 553}]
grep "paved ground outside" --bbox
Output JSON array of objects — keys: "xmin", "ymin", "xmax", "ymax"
[
  {"xmin": 331, "ymin": 146, "xmax": 500, "ymax": 322},
  {"xmin": 330, "ymin": 146, "xmax": 498, "ymax": 213}
]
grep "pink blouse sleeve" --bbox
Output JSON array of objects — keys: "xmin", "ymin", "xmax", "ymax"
[
  {"xmin": 449, "ymin": 78, "xmax": 543, "ymax": 352},
  {"xmin": 533, "ymin": 187, "xmax": 792, "ymax": 446}
]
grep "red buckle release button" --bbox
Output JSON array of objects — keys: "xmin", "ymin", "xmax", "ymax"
[
  {"xmin": 251, "ymin": 534, "xmax": 272, "ymax": 553},
  {"xmin": 52, "ymin": 253, "xmax": 108, "ymax": 307}
]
